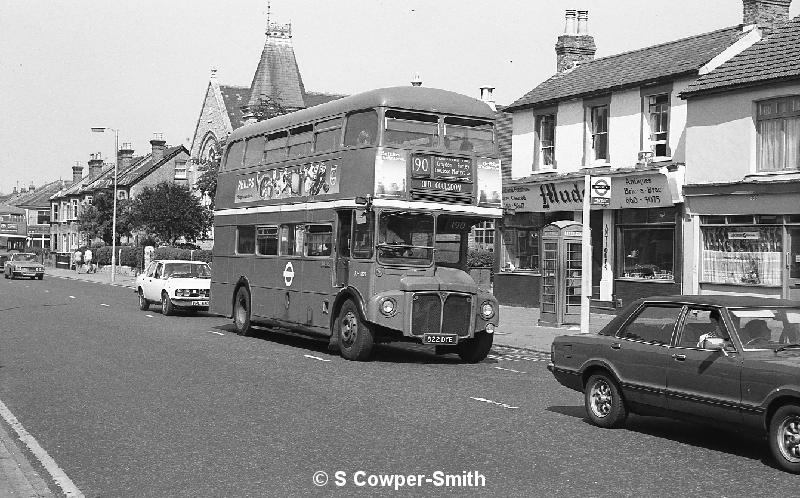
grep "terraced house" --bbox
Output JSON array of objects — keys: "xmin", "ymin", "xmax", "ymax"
[
  {"xmin": 497, "ymin": 1, "xmax": 793, "ymax": 318},
  {"xmin": 49, "ymin": 136, "xmax": 189, "ymax": 255}
]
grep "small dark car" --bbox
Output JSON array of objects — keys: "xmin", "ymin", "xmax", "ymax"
[
  {"xmin": 548, "ymin": 295, "xmax": 800, "ymax": 473},
  {"xmin": 4, "ymin": 252, "xmax": 45, "ymax": 280}
]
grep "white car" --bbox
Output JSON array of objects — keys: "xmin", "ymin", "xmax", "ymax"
[{"xmin": 135, "ymin": 260, "xmax": 211, "ymax": 315}]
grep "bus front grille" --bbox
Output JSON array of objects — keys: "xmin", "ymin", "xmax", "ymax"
[
  {"xmin": 442, "ymin": 294, "xmax": 471, "ymax": 337},
  {"xmin": 411, "ymin": 293, "xmax": 442, "ymax": 335}
]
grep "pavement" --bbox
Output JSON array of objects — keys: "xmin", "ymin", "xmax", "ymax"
[{"xmin": 0, "ymin": 266, "xmax": 616, "ymax": 497}]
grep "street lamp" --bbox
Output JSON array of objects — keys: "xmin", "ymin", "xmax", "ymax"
[{"xmin": 91, "ymin": 127, "xmax": 119, "ymax": 284}]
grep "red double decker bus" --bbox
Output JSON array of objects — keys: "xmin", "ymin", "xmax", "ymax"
[{"xmin": 211, "ymin": 86, "xmax": 502, "ymax": 361}]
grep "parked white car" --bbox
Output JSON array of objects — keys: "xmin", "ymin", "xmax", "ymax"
[{"xmin": 135, "ymin": 260, "xmax": 211, "ymax": 315}]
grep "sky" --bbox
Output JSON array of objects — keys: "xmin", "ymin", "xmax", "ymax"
[{"xmin": 2, "ymin": 0, "xmax": 799, "ymax": 195}]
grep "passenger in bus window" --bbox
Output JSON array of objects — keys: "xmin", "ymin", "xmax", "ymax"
[{"xmin": 357, "ymin": 129, "xmax": 373, "ymax": 145}]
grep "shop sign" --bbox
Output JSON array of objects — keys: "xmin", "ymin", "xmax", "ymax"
[
  {"xmin": 0, "ymin": 223, "xmax": 19, "ymax": 233},
  {"xmin": 590, "ymin": 176, "xmax": 611, "ymax": 206},
  {"xmin": 502, "ymin": 173, "xmax": 673, "ymax": 212},
  {"xmin": 728, "ymin": 231, "xmax": 760, "ymax": 240},
  {"xmin": 27, "ymin": 225, "xmax": 50, "ymax": 235}
]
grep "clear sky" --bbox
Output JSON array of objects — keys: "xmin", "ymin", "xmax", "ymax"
[{"xmin": 2, "ymin": 0, "xmax": 798, "ymax": 195}]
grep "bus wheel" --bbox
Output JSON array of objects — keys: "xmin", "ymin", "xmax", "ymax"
[
  {"xmin": 337, "ymin": 300, "xmax": 374, "ymax": 361},
  {"xmin": 233, "ymin": 287, "xmax": 253, "ymax": 336},
  {"xmin": 457, "ymin": 331, "xmax": 493, "ymax": 363}
]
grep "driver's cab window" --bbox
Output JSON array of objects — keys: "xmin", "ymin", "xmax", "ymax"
[
  {"xmin": 678, "ymin": 308, "xmax": 730, "ymax": 349},
  {"xmin": 352, "ymin": 209, "xmax": 374, "ymax": 259},
  {"xmin": 618, "ymin": 305, "xmax": 681, "ymax": 345}
]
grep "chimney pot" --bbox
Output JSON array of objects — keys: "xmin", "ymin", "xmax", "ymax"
[
  {"xmin": 411, "ymin": 73, "xmax": 422, "ymax": 86},
  {"xmin": 72, "ymin": 163, "xmax": 84, "ymax": 183},
  {"xmin": 479, "ymin": 85, "xmax": 496, "ymax": 111},
  {"xmin": 577, "ymin": 10, "xmax": 589, "ymax": 35},
  {"xmin": 564, "ymin": 9, "xmax": 577, "ymax": 34},
  {"xmin": 150, "ymin": 133, "xmax": 167, "ymax": 163}
]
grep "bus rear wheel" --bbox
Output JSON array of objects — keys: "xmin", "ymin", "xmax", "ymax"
[
  {"xmin": 233, "ymin": 286, "xmax": 253, "ymax": 336},
  {"xmin": 337, "ymin": 300, "xmax": 374, "ymax": 361},
  {"xmin": 457, "ymin": 331, "xmax": 493, "ymax": 363}
]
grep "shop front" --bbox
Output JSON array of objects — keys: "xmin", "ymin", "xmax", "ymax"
[
  {"xmin": 498, "ymin": 164, "xmax": 683, "ymax": 309},
  {"xmin": 684, "ymin": 180, "xmax": 800, "ymax": 301}
]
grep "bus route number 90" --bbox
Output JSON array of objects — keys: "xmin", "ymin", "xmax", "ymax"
[{"xmin": 412, "ymin": 155, "xmax": 430, "ymax": 176}]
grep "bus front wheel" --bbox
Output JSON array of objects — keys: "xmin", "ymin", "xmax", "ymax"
[
  {"xmin": 233, "ymin": 287, "xmax": 253, "ymax": 336},
  {"xmin": 337, "ymin": 300, "xmax": 374, "ymax": 361},
  {"xmin": 457, "ymin": 331, "xmax": 493, "ymax": 363}
]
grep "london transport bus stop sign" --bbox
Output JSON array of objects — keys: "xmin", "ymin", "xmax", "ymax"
[{"xmin": 590, "ymin": 176, "xmax": 611, "ymax": 207}]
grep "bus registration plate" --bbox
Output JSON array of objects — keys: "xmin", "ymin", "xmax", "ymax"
[{"xmin": 422, "ymin": 334, "xmax": 457, "ymax": 345}]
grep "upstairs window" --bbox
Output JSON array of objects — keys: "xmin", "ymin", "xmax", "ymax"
[
  {"xmin": 757, "ymin": 96, "xmax": 800, "ymax": 172},
  {"xmin": 443, "ymin": 117, "xmax": 494, "ymax": 154},
  {"xmin": 646, "ymin": 94, "xmax": 670, "ymax": 158},
  {"xmin": 590, "ymin": 105, "xmax": 609, "ymax": 163},
  {"xmin": 37, "ymin": 209, "xmax": 49, "ymax": 225},
  {"xmin": 288, "ymin": 124, "xmax": 314, "ymax": 158},
  {"xmin": 223, "ymin": 140, "xmax": 246, "ymax": 171},
  {"xmin": 384, "ymin": 110, "xmax": 438, "ymax": 148},
  {"xmin": 535, "ymin": 113, "xmax": 556, "ymax": 170},
  {"xmin": 174, "ymin": 160, "xmax": 187, "ymax": 180},
  {"xmin": 344, "ymin": 110, "xmax": 379, "ymax": 147},
  {"xmin": 314, "ymin": 118, "xmax": 342, "ymax": 152},
  {"xmin": 265, "ymin": 131, "xmax": 288, "ymax": 163},
  {"xmin": 244, "ymin": 135, "xmax": 266, "ymax": 167}
]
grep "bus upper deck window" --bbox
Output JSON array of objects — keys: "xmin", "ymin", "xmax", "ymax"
[
  {"xmin": 443, "ymin": 117, "xmax": 494, "ymax": 154},
  {"xmin": 384, "ymin": 110, "xmax": 439, "ymax": 148},
  {"xmin": 223, "ymin": 140, "xmax": 246, "ymax": 171},
  {"xmin": 344, "ymin": 110, "xmax": 378, "ymax": 147},
  {"xmin": 314, "ymin": 117, "xmax": 342, "ymax": 152}
]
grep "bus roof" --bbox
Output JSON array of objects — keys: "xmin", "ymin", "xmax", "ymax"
[{"xmin": 228, "ymin": 86, "xmax": 496, "ymax": 142}]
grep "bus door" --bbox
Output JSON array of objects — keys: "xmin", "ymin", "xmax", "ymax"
[
  {"xmin": 298, "ymin": 223, "xmax": 335, "ymax": 328},
  {"xmin": 346, "ymin": 209, "xmax": 375, "ymax": 296},
  {"xmin": 335, "ymin": 210, "xmax": 353, "ymax": 287}
]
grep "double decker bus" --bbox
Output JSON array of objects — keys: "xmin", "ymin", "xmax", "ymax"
[{"xmin": 211, "ymin": 86, "xmax": 502, "ymax": 362}]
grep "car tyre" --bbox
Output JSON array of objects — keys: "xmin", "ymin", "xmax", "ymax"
[
  {"xmin": 37, "ymin": 275, "xmax": 43, "ymax": 280},
  {"xmin": 336, "ymin": 300, "xmax": 374, "ymax": 361},
  {"xmin": 584, "ymin": 373, "xmax": 628, "ymax": 428},
  {"xmin": 769, "ymin": 404, "xmax": 800, "ymax": 473},
  {"xmin": 161, "ymin": 291, "xmax": 175, "ymax": 316},
  {"xmin": 138, "ymin": 288, "xmax": 149, "ymax": 311},
  {"xmin": 457, "ymin": 331, "xmax": 493, "ymax": 363},
  {"xmin": 233, "ymin": 286, "xmax": 253, "ymax": 336}
]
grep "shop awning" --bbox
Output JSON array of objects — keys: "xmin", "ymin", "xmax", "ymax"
[{"xmin": 684, "ymin": 177, "xmax": 800, "ymax": 215}]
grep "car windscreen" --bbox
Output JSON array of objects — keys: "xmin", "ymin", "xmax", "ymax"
[
  {"xmin": 12, "ymin": 253, "xmax": 37, "ymax": 262},
  {"xmin": 163, "ymin": 263, "xmax": 211, "ymax": 278},
  {"xmin": 729, "ymin": 307, "xmax": 800, "ymax": 348}
]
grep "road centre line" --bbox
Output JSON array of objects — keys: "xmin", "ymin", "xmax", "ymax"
[
  {"xmin": 100, "ymin": 304, "xmax": 110, "ymax": 307},
  {"xmin": 469, "ymin": 396, "xmax": 519, "ymax": 409},
  {"xmin": 0, "ymin": 397, "xmax": 83, "ymax": 497},
  {"xmin": 303, "ymin": 354, "xmax": 331, "ymax": 362},
  {"xmin": 145, "ymin": 314, "xmax": 154, "ymax": 318},
  {"xmin": 68, "ymin": 296, "xmax": 75, "ymax": 299},
  {"xmin": 209, "ymin": 331, "xmax": 224, "ymax": 336},
  {"xmin": 493, "ymin": 366, "xmax": 527, "ymax": 374}
]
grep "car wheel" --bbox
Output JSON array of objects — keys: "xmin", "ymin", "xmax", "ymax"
[
  {"xmin": 161, "ymin": 291, "xmax": 174, "ymax": 316},
  {"xmin": 769, "ymin": 404, "xmax": 800, "ymax": 473},
  {"xmin": 457, "ymin": 331, "xmax": 493, "ymax": 363},
  {"xmin": 37, "ymin": 275, "xmax": 43, "ymax": 280},
  {"xmin": 233, "ymin": 286, "xmax": 253, "ymax": 336},
  {"xmin": 585, "ymin": 373, "xmax": 628, "ymax": 428},
  {"xmin": 336, "ymin": 299, "xmax": 374, "ymax": 361},
  {"xmin": 138, "ymin": 288, "xmax": 149, "ymax": 311}
]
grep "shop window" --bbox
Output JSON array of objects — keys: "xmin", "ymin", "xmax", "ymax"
[
  {"xmin": 500, "ymin": 228, "xmax": 540, "ymax": 272},
  {"xmin": 472, "ymin": 220, "xmax": 495, "ymax": 250},
  {"xmin": 256, "ymin": 226, "xmax": 278, "ymax": 255},
  {"xmin": 701, "ymin": 226, "xmax": 782, "ymax": 286},
  {"xmin": 236, "ymin": 225, "xmax": 255, "ymax": 254},
  {"xmin": 757, "ymin": 96, "xmax": 800, "ymax": 172},
  {"xmin": 620, "ymin": 227, "xmax": 674, "ymax": 280}
]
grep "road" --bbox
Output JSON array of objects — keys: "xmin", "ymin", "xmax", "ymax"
[{"xmin": 0, "ymin": 275, "xmax": 796, "ymax": 496}]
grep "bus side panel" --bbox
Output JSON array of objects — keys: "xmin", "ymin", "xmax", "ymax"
[
  {"xmin": 297, "ymin": 258, "xmax": 336, "ymax": 332},
  {"xmin": 251, "ymin": 256, "xmax": 279, "ymax": 320}
]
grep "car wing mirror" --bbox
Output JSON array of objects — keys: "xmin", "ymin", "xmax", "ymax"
[{"xmin": 703, "ymin": 337, "xmax": 730, "ymax": 356}]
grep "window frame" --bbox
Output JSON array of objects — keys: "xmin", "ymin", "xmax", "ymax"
[
  {"xmin": 255, "ymin": 225, "xmax": 279, "ymax": 256},
  {"xmin": 533, "ymin": 109, "xmax": 557, "ymax": 171},
  {"xmin": 616, "ymin": 303, "xmax": 683, "ymax": 346},
  {"xmin": 304, "ymin": 223, "xmax": 333, "ymax": 257},
  {"xmin": 755, "ymin": 95, "xmax": 800, "ymax": 172},
  {"xmin": 236, "ymin": 225, "xmax": 256, "ymax": 255},
  {"xmin": 584, "ymin": 96, "xmax": 611, "ymax": 165}
]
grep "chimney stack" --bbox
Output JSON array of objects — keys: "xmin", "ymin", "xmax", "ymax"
[
  {"xmin": 118, "ymin": 143, "xmax": 134, "ymax": 171},
  {"xmin": 12, "ymin": 185, "xmax": 18, "ymax": 195},
  {"xmin": 411, "ymin": 73, "xmax": 422, "ymax": 86},
  {"xmin": 742, "ymin": 0, "xmax": 791, "ymax": 31},
  {"xmin": 150, "ymin": 133, "xmax": 167, "ymax": 163},
  {"xmin": 88, "ymin": 153, "xmax": 104, "ymax": 180},
  {"xmin": 28, "ymin": 182, "xmax": 35, "ymax": 192},
  {"xmin": 555, "ymin": 9, "xmax": 596, "ymax": 73},
  {"xmin": 72, "ymin": 162, "xmax": 84, "ymax": 183},
  {"xmin": 480, "ymin": 85, "xmax": 496, "ymax": 111}
]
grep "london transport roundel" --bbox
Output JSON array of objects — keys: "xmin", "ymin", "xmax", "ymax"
[{"xmin": 283, "ymin": 261, "xmax": 295, "ymax": 286}]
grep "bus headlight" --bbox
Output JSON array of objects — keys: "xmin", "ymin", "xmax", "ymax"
[
  {"xmin": 380, "ymin": 298, "xmax": 396, "ymax": 316},
  {"xmin": 486, "ymin": 323, "xmax": 495, "ymax": 334},
  {"xmin": 480, "ymin": 301, "xmax": 495, "ymax": 320}
]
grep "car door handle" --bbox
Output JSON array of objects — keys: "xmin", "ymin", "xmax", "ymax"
[
  {"xmin": 611, "ymin": 343, "xmax": 621, "ymax": 350},
  {"xmin": 671, "ymin": 354, "xmax": 686, "ymax": 361}
]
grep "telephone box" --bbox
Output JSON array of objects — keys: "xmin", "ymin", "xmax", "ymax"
[{"xmin": 539, "ymin": 221, "xmax": 585, "ymax": 326}]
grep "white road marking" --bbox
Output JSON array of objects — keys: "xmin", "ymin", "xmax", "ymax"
[
  {"xmin": 209, "ymin": 331, "xmax": 224, "ymax": 336},
  {"xmin": 469, "ymin": 396, "xmax": 519, "ymax": 409},
  {"xmin": 145, "ymin": 314, "xmax": 154, "ymax": 318},
  {"xmin": 0, "ymin": 398, "xmax": 83, "ymax": 497},
  {"xmin": 68, "ymin": 296, "xmax": 75, "ymax": 299},
  {"xmin": 100, "ymin": 304, "xmax": 110, "ymax": 307},
  {"xmin": 494, "ymin": 366, "xmax": 527, "ymax": 374},
  {"xmin": 44, "ymin": 290, "xmax": 49, "ymax": 293},
  {"xmin": 304, "ymin": 354, "xmax": 331, "ymax": 362}
]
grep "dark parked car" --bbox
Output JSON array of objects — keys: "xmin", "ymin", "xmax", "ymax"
[
  {"xmin": 4, "ymin": 252, "xmax": 44, "ymax": 280},
  {"xmin": 548, "ymin": 295, "xmax": 800, "ymax": 473}
]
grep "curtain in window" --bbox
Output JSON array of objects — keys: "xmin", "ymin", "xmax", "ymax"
[
  {"xmin": 759, "ymin": 119, "xmax": 783, "ymax": 171},
  {"xmin": 785, "ymin": 116, "xmax": 800, "ymax": 170},
  {"xmin": 701, "ymin": 227, "xmax": 782, "ymax": 286}
]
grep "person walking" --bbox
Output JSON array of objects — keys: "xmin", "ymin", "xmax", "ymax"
[
  {"xmin": 73, "ymin": 249, "xmax": 82, "ymax": 273},
  {"xmin": 84, "ymin": 248, "xmax": 94, "ymax": 274}
]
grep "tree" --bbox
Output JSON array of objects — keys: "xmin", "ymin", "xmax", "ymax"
[
  {"xmin": 129, "ymin": 181, "xmax": 212, "ymax": 245},
  {"xmin": 77, "ymin": 191, "xmax": 134, "ymax": 245},
  {"xmin": 250, "ymin": 94, "xmax": 290, "ymax": 122}
]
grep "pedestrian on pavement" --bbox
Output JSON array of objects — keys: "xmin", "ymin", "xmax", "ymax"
[
  {"xmin": 73, "ymin": 249, "xmax": 82, "ymax": 273},
  {"xmin": 84, "ymin": 248, "xmax": 94, "ymax": 273}
]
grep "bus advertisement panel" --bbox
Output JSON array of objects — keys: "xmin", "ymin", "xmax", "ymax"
[{"xmin": 212, "ymin": 86, "xmax": 502, "ymax": 362}]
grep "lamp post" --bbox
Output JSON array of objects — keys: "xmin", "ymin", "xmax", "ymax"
[{"xmin": 91, "ymin": 127, "xmax": 119, "ymax": 284}]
